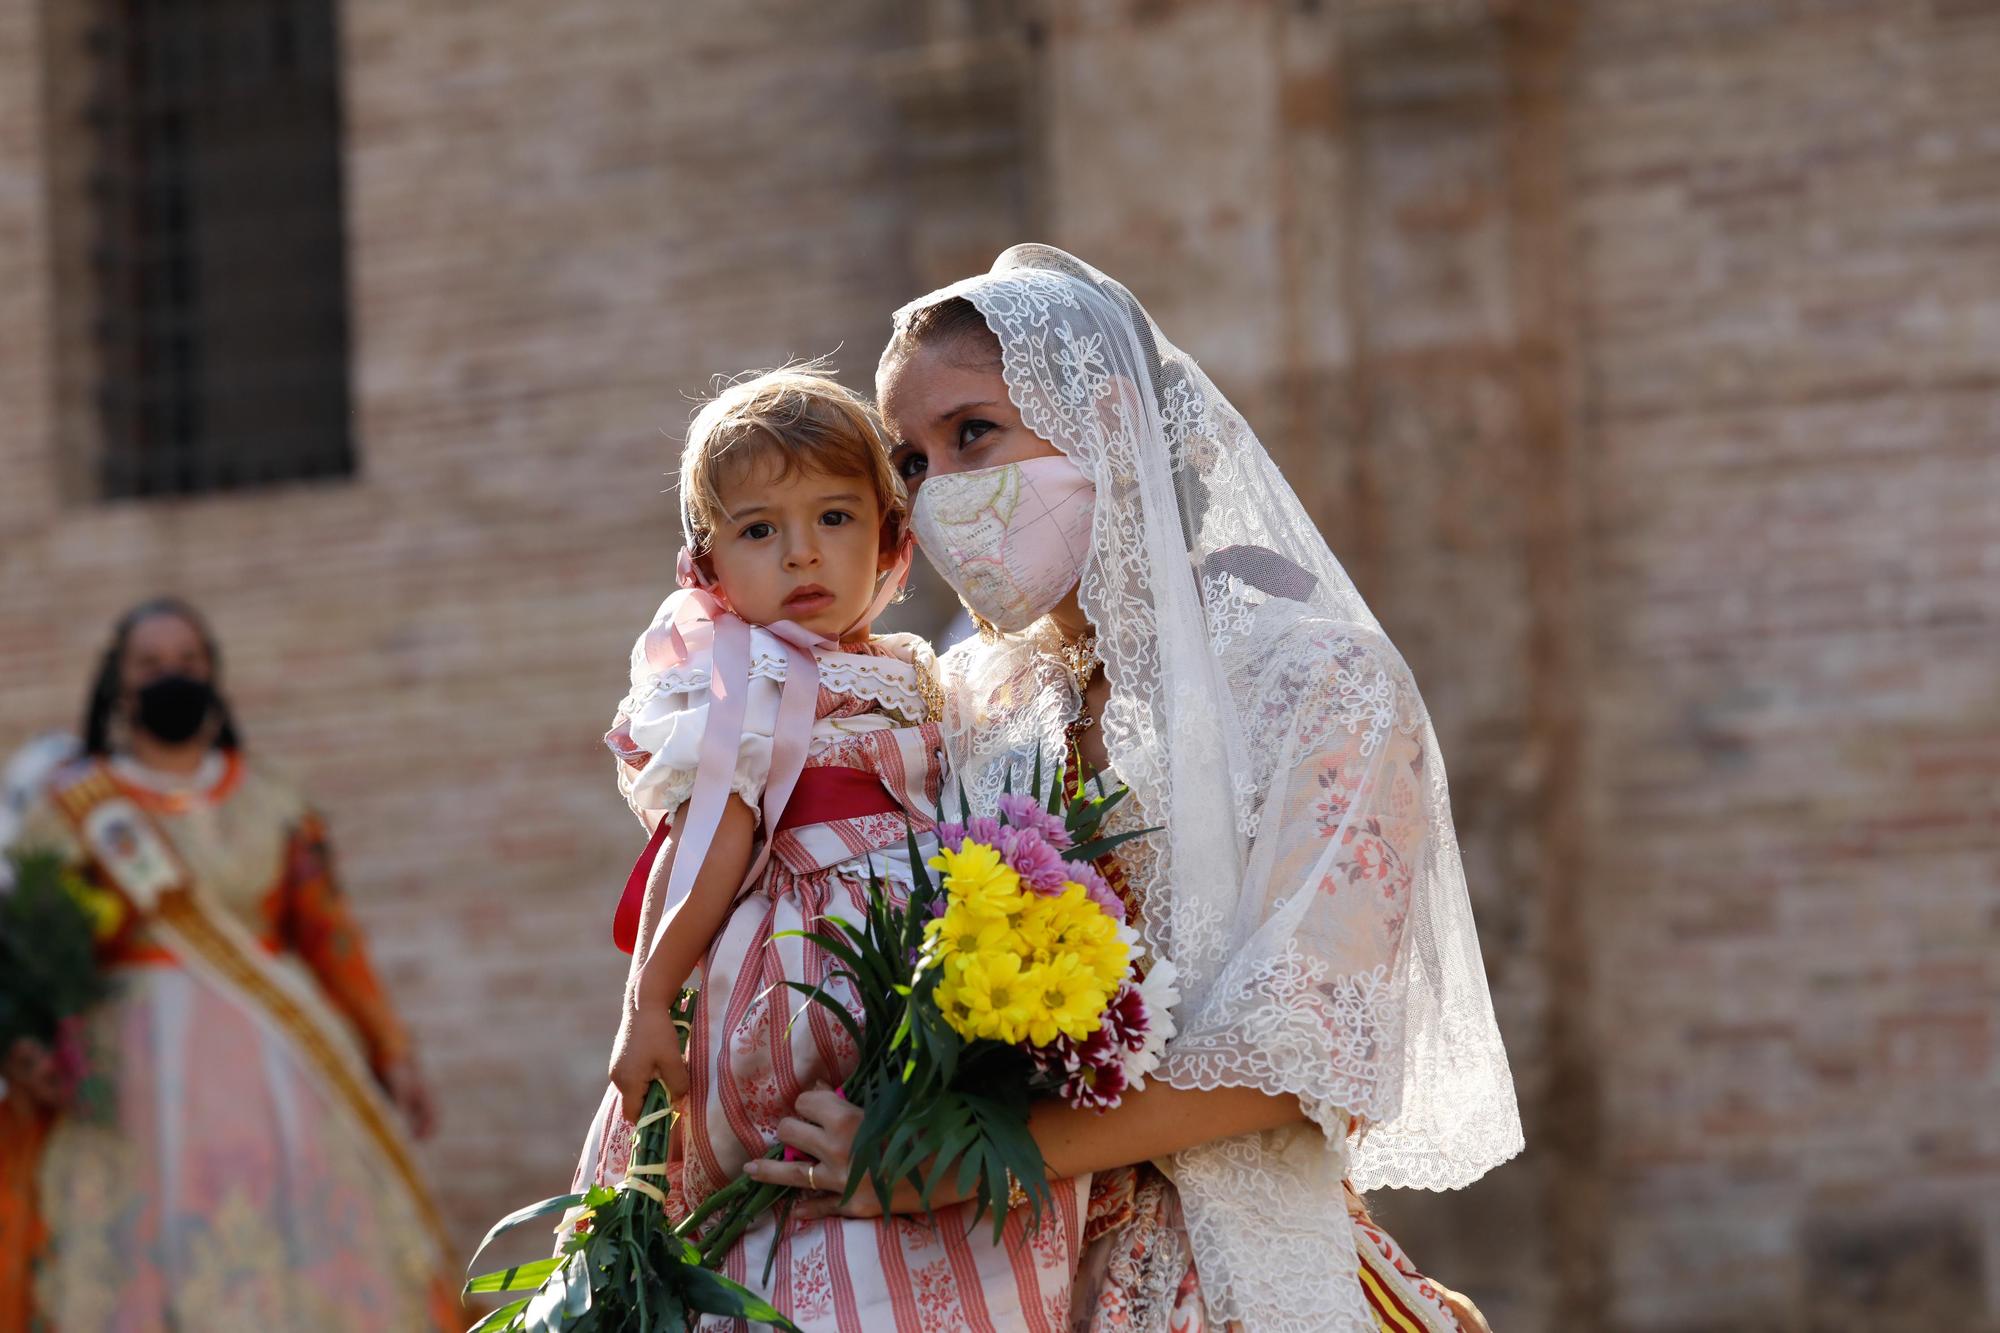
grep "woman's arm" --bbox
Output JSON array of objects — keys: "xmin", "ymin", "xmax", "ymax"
[
  {"xmin": 278, "ymin": 813, "xmax": 410, "ymax": 1075},
  {"xmin": 276, "ymin": 811, "xmax": 442, "ymax": 1135},
  {"xmin": 748, "ymin": 1080, "xmax": 1307, "ymax": 1217},
  {"xmin": 604, "ymin": 794, "xmax": 757, "ymax": 1122}
]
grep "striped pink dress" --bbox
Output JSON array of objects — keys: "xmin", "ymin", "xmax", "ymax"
[{"xmin": 577, "ymin": 632, "xmax": 1085, "ymax": 1331}]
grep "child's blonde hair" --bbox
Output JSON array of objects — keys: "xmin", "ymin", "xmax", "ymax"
[{"xmin": 677, "ymin": 366, "xmax": 905, "ymax": 559}]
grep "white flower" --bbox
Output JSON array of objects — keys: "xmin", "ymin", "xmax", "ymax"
[{"xmin": 1120, "ymin": 959, "xmax": 1182, "ymax": 1090}]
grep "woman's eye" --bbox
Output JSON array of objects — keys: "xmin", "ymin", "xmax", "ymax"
[
  {"xmin": 896, "ymin": 452, "xmax": 929, "ymax": 482},
  {"xmin": 957, "ymin": 419, "xmax": 995, "ymax": 450},
  {"xmin": 741, "ymin": 521, "xmax": 774, "ymax": 540}
]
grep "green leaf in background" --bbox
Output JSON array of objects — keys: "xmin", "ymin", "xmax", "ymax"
[
  {"xmin": 465, "ymin": 1256, "xmax": 563, "ymax": 1296},
  {"xmin": 1065, "ymin": 825, "xmax": 1157, "ymax": 865},
  {"xmin": 0, "ymin": 848, "xmax": 117, "ymax": 1053},
  {"xmin": 464, "ymin": 1192, "xmax": 586, "ymax": 1276},
  {"xmin": 466, "ymin": 1297, "xmax": 532, "ymax": 1332},
  {"xmin": 674, "ymin": 1263, "xmax": 803, "ymax": 1331}
]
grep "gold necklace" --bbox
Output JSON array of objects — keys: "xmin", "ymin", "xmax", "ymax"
[
  {"xmin": 1056, "ymin": 632, "xmax": 1101, "ymax": 703},
  {"xmin": 1057, "ymin": 630, "xmax": 1101, "ymax": 788},
  {"xmin": 914, "ymin": 655, "xmax": 945, "ymax": 724}
]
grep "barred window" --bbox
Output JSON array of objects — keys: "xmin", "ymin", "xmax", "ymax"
[{"xmin": 87, "ymin": 0, "xmax": 356, "ymax": 499}]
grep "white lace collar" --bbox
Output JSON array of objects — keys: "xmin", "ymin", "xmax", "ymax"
[
  {"xmin": 628, "ymin": 628, "xmax": 936, "ymax": 722},
  {"xmin": 110, "ymin": 749, "xmax": 229, "ymax": 795}
]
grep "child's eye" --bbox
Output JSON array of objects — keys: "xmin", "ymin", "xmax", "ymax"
[
  {"xmin": 819, "ymin": 511, "xmax": 853, "ymax": 528},
  {"xmin": 740, "ymin": 521, "xmax": 774, "ymax": 540},
  {"xmin": 957, "ymin": 419, "xmax": 995, "ymax": 450}
]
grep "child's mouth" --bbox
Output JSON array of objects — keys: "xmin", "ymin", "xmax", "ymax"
[{"xmin": 784, "ymin": 586, "xmax": 835, "ymax": 614}]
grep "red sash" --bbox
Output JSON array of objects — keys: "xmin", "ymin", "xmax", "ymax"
[{"xmin": 612, "ymin": 766, "xmax": 899, "ymax": 954}]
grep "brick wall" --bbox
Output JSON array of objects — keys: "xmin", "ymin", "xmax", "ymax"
[
  {"xmin": 1573, "ymin": 2, "xmax": 2000, "ymax": 1326},
  {"xmin": 0, "ymin": 0, "xmax": 934, "ymax": 1257}
]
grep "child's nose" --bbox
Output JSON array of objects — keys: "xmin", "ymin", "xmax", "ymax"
[{"xmin": 784, "ymin": 538, "xmax": 820, "ymax": 569}]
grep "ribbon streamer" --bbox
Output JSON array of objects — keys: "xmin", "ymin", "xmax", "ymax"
[{"xmin": 639, "ymin": 541, "xmax": 912, "ymax": 960}]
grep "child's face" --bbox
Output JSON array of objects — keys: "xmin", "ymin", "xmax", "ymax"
[{"xmin": 703, "ymin": 454, "xmax": 895, "ymax": 640}]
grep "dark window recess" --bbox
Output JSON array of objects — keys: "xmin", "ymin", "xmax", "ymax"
[{"xmin": 87, "ymin": 0, "xmax": 356, "ymax": 499}]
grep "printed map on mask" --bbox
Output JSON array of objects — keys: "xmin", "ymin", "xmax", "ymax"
[{"xmin": 912, "ymin": 459, "xmax": 1095, "ymax": 633}]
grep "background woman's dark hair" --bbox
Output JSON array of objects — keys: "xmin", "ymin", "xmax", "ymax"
[{"xmin": 81, "ymin": 597, "xmax": 243, "ymax": 756}]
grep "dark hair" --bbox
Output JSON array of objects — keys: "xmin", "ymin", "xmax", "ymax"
[
  {"xmin": 884, "ymin": 296, "xmax": 1002, "ymax": 368},
  {"xmin": 81, "ymin": 597, "xmax": 243, "ymax": 756}
]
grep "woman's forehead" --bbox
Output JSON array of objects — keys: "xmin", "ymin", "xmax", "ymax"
[
  {"xmin": 879, "ymin": 346, "xmax": 1007, "ymax": 430},
  {"xmin": 126, "ymin": 613, "xmax": 205, "ymax": 660}
]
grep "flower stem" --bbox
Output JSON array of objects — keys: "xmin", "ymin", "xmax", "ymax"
[
  {"xmin": 696, "ymin": 1182, "xmax": 790, "ymax": 1268},
  {"xmin": 671, "ymin": 1173, "xmax": 755, "ymax": 1240}
]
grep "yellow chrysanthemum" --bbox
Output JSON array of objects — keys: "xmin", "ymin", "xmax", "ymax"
[
  {"xmin": 930, "ymin": 841, "xmax": 1025, "ymax": 918},
  {"xmin": 1021, "ymin": 954, "xmax": 1113, "ymax": 1046},
  {"xmin": 933, "ymin": 970, "xmax": 975, "ymax": 1036},
  {"xmin": 1044, "ymin": 884, "xmax": 1129, "ymax": 991},
  {"xmin": 923, "ymin": 903, "xmax": 1021, "ymax": 974},
  {"xmin": 1010, "ymin": 892, "xmax": 1063, "ymax": 967},
  {"xmin": 925, "ymin": 844, "xmax": 1132, "ymax": 1048},
  {"xmin": 942, "ymin": 952, "xmax": 1036, "ymax": 1044}
]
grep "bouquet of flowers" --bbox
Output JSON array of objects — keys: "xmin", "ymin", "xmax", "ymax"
[
  {"xmin": 792, "ymin": 758, "xmax": 1175, "ymax": 1238},
  {"xmin": 461, "ymin": 761, "xmax": 1170, "ymax": 1328},
  {"xmin": 0, "ymin": 847, "xmax": 122, "ymax": 1113}
]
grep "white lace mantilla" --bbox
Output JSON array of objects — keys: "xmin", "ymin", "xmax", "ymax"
[{"xmin": 907, "ymin": 247, "xmax": 1522, "ymax": 1331}]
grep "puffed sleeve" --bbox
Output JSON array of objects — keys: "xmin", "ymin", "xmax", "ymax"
[
  {"xmin": 604, "ymin": 619, "xmax": 791, "ymax": 827},
  {"xmin": 277, "ymin": 808, "xmax": 412, "ymax": 1075}
]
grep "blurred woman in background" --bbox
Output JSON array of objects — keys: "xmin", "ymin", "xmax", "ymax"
[{"xmin": 3, "ymin": 597, "xmax": 455, "ymax": 1331}]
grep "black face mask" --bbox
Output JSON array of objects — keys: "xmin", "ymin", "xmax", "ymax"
[{"xmin": 133, "ymin": 675, "xmax": 216, "ymax": 745}]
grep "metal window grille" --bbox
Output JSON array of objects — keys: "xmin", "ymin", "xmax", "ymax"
[{"xmin": 86, "ymin": 0, "xmax": 357, "ymax": 499}]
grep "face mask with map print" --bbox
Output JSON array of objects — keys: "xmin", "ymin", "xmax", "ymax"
[{"xmin": 910, "ymin": 455, "xmax": 1096, "ymax": 633}]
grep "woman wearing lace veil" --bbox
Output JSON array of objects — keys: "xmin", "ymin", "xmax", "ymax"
[{"xmin": 750, "ymin": 246, "xmax": 1522, "ymax": 1331}]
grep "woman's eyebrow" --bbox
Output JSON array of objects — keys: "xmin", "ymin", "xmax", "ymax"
[{"xmin": 933, "ymin": 400, "xmax": 998, "ymax": 426}]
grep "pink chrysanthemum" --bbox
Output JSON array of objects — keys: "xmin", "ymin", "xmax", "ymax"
[
  {"xmin": 934, "ymin": 816, "xmax": 1003, "ymax": 852},
  {"xmin": 1063, "ymin": 858, "xmax": 1126, "ymax": 922},
  {"xmin": 1000, "ymin": 826, "xmax": 1070, "ymax": 893},
  {"xmin": 996, "ymin": 793, "xmax": 1073, "ymax": 850}
]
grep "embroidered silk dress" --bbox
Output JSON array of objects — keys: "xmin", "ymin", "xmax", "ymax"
[
  {"xmin": 574, "ymin": 626, "xmax": 1085, "ymax": 1332},
  {"xmin": 9, "ymin": 751, "xmax": 453, "ymax": 1332}
]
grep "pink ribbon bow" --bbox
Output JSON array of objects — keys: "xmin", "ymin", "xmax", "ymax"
[{"xmin": 633, "ymin": 542, "xmax": 912, "ymax": 956}]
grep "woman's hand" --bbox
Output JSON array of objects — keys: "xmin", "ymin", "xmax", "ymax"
[
  {"xmin": 380, "ymin": 1055, "xmax": 437, "ymax": 1140},
  {"xmin": 748, "ymin": 1080, "xmax": 1307, "ymax": 1219},
  {"xmin": 742, "ymin": 1085, "xmax": 951, "ymax": 1219},
  {"xmin": 607, "ymin": 997, "xmax": 688, "ymax": 1124}
]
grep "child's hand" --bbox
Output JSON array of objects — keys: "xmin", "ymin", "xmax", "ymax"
[{"xmin": 607, "ymin": 997, "xmax": 688, "ymax": 1124}]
